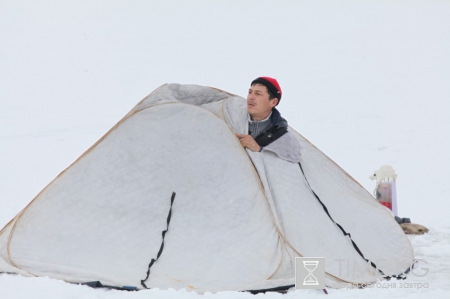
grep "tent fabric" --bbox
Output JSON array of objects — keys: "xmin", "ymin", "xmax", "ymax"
[{"xmin": 0, "ymin": 84, "xmax": 414, "ymax": 292}]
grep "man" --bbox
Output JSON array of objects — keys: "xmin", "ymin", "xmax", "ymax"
[{"xmin": 237, "ymin": 77, "xmax": 288, "ymax": 152}]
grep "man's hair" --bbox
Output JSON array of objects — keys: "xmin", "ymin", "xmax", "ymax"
[{"xmin": 251, "ymin": 83, "xmax": 276, "ymax": 100}]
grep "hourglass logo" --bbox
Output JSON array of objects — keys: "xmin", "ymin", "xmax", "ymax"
[{"xmin": 295, "ymin": 257, "xmax": 325, "ymax": 289}]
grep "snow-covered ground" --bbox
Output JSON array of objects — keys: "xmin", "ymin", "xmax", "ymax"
[
  {"xmin": 1, "ymin": 1, "xmax": 449, "ymax": 298},
  {"xmin": 0, "ymin": 226, "xmax": 449, "ymax": 299}
]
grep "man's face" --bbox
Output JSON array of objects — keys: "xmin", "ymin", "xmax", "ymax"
[{"xmin": 247, "ymin": 84, "xmax": 278, "ymax": 120}]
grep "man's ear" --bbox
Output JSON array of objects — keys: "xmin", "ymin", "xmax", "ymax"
[{"xmin": 270, "ymin": 98, "xmax": 279, "ymax": 108}]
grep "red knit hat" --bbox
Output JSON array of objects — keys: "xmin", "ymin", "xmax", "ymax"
[{"xmin": 251, "ymin": 76, "xmax": 282, "ymax": 105}]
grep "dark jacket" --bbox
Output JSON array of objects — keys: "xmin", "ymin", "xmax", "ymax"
[{"xmin": 253, "ymin": 108, "xmax": 289, "ymax": 148}]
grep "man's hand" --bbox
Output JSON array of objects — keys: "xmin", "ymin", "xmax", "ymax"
[{"xmin": 236, "ymin": 134, "xmax": 261, "ymax": 152}]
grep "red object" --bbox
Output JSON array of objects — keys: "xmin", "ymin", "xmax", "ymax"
[
  {"xmin": 380, "ymin": 202, "xmax": 392, "ymax": 210},
  {"xmin": 260, "ymin": 76, "xmax": 282, "ymax": 97},
  {"xmin": 377, "ymin": 182, "xmax": 393, "ymax": 211}
]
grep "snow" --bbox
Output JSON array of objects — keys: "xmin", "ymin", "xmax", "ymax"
[{"xmin": 1, "ymin": 0, "xmax": 449, "ymax": 298}]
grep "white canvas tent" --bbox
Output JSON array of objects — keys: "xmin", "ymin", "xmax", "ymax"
[{"xmin": 0, "ymin": 84, "xmax": 414, "ymax": 292}]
